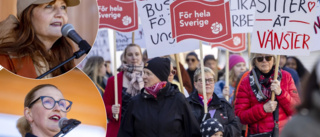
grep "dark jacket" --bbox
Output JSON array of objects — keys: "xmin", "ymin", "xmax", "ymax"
[
  {"xmin": 187, "ymin": 91, "xmax": 241, "ymax": 137},
  {"xmin": 25, "ymin": 133, "xmax": 37, "ymax": 137},
  {"xmin": 118, "ymin": 82, "xmax": 201, "ymax": 137}
]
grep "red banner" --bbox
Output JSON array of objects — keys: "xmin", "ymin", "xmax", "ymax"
[
  {"xmin": 97, "ymin": 0, "xmax": 138, "ymax": 32},
  {"xmin": 211, "ymin": 33, "xmax": 246, "ymax": 52},
  {"xmin": 170, "ymin": 0, "xmax": 232, "ymax": 43}
]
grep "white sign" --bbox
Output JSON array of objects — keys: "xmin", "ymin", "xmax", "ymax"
[
  {"xmin": 137, "ymin": 0, "xmax": 199, "ymax": 58},
  {"xmin": 116, "ymin": 25, "xmax": 146, "ymax": 51},
  {"xmin": 251, "ymin": 0, "xmax": 318, "ymax": 55},
  {"xmin": 77, "ymin": 29, "xmax": 110, "ymax": 69},
  {"xmin": 230, "ymin": 0, "xmax": 255, "ymax": 33},
  {"xmin": 311, "ymin": 3, "xmax": 320, "ymax": 51}
]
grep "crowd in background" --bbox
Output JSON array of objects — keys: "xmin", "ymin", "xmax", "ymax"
[{"xmin": 81, "ymin": 43, "xmax": 319, "ymax": 137}]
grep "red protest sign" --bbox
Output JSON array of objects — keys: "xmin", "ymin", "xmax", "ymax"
[
  {"xmin": 170, "ymin": 0, "xmax": 232, "ymax": 43},
  {"xmin": 211, "ymin": 33, "xmax": 246, "ymax": 52},
  {"xmin": 97, "ymin": 0, "xmax": 138, "ymax": 32}
]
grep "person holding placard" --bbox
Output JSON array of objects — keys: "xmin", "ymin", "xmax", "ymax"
[
  {"xmin": 103, "ymin": 44, "xmax": 144, "ymax": 137},
  {"xmin": 281, "ymin": 59, "xmax": 320, "ymax": 137},
  {"xmin": 0, "ymin": 0, "xmax": 80, "ymax": 78},
  {"xmin": 187, "ymin": 67, "xmax": 241, "ymax": 137},
  {"xmin": 214, "ymin": 54, "xmax": 247, "ymax": 104},
  {"xmin": 234, "ymin": 53, "xmax": 300, "ymax": 136},
  {"xmin": 17, "ymin": 84, "xmax": 73, "ymax": 137},
  {"xmin": 118, "ymin": 57, "xmax": 200, "ymax": 137}
]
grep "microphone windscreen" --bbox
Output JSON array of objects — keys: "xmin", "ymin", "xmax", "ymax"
[
  {"xmin": 61, "ymin": 24, "xmax": 74, "ymax": 37},
  {"xmin": 58, "ymin": 117, "xmax": 69, "ymax": 129}
]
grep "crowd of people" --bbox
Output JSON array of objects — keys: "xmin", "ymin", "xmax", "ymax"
[{"xmin": 93, "ymin": 42, "xmax": 320, "ymax": 137}]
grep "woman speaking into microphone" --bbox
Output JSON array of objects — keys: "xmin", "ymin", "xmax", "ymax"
[
  {"xmin": 0, "ymin": 0, "xmax": 81, "ymax": 79},
  {"xmin": 17, "ymin": 84, "xmax": 73, "ymax": 137}
]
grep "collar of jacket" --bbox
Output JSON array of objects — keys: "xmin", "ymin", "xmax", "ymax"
[
  {"xmin": 189, "ymin": 91, "xmax": 223, "ymax": 108},
  {"xmin": 141, "ymin": 82, "xmax": 178, "ymax": 99},
  {"xmin": 25, "ymin": 133, "xmax": 37, "ymax": 137}
]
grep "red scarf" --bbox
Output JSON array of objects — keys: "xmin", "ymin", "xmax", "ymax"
[
  {"xmin": 198, "ymin": 94, "xmax": 213, "ymax": 105},
  {"xmin": 145, "ymin": 81, "xmax": 167, "ymax": 98}
]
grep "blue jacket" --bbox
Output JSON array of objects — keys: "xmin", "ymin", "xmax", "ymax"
[{"xmin": 214, "ymin": 80, "xmax": 234, "ymax": 104}]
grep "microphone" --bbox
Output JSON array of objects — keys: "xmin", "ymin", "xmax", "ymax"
[
  {"xmin": 61, "ymin": 24, "xmax": 91, "ymax": 58},
  {"xmin": 55, "ymin": 117, "xmax": 81, "ymax": 137}
]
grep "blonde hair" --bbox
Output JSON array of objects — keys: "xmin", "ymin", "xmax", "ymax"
[
  {"xmin": 83, "ymin": 56, "xmax": 105, "ymax": 85},
  {"xmin": 193, "ymin": 67, "xmax": 215, "ymax": 82},
  {"xmin": 16, "ymin": 84, "xmax": 59, "ymax": 136}
]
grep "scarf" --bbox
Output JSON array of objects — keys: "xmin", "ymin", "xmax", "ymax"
[
  {"xmin": 250, "ymin": 66, "xmax": 282, "ymax": 102},
  {"xmin": 120, "ymin": 62, "xmax": 144, "ymax": 96},
  {"xmin": 198, "ymin": 94, "xmax": 213, "ymax": 105},
  {"xmin": 145, "ymin": 81, "xmax": 167, "ymax": 98}
]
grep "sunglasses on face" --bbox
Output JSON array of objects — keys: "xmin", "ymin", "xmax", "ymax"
[
  {"xmin": 255, "ymin": 56, "xmax": 273, "ymax": 62},
  {"xmin": 28, "ymin": 96, "xmax": 73, "ymax": 113},
  {"xmin": 186, "ymin": 58, "xmax": 196, "ymax": 62}
]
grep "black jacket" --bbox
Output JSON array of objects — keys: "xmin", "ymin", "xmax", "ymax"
[
  {"xmin": 118, "ymin": 82, "xmax": 201, "ymax": 137},
  {"xmin": 25, "ymin": 133, "xmax": 37, "ymax": 137},
  {"xmin": 187, "ymin": 91, "xmax": 241, "ymax": 137}
]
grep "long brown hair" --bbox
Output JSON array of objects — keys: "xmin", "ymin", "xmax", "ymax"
[{"xmin": 0, "ymin": 4, "xmax": 74, "ymax": 76}]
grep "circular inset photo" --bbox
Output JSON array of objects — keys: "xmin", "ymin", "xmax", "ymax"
[
  {"xmin": 0, "ymin": 0, "xmax": 99, "ymax": 79},
  {"xmin": 0, "ymin": 68, "xmax": 106, "ymax": 137}
]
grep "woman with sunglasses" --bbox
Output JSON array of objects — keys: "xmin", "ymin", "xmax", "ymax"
[
  {"xmin": 83, "ymin": 56, "xmax": 108, "ymax": 97},
  {"xmin": 187, "ymin": 67, "xmax": 241, "ymax": 137},
  {"xmin": 17, "ymin": 84, "xmax": 73, "ymax": 137},
  {"xmin": 118, "ymin": 57, "xmax": 200, "ymax": 137},
  {"xmin": 234, "ymin": 53, "xmax": 300, "ymax": 136}
]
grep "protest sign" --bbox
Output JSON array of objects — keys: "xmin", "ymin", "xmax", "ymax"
[
  {"xmin": 77, "ymin": 29, "xmax": 110, "ymax": 69},
  {"xmin": 170, "ymin": 0, "xmax": 232, "ymax": 43},
  {"xmin": 312, "ymin": 3, "xmax": 320, "ymax": 51},
  {"xmin": 116, "ymin": 25, "xmax": 146, "ymax": 51},
  {"xmin": 98, "ymin": 0, "xmax": 138, "ymax": 32},
  {"xmin": 230, "ymin": 0, "xmax": 255, "ymax": 33},
  {"xmin": 251, "ymin": 0, "xmax": 318, "ymax": 55},
  {"xmin": 137, "ymin": 0, "xmax": 198, "ymax": 58},
  {"xmin": 211, "ymin": 33, "xmax": 246, "ymax": 52}
]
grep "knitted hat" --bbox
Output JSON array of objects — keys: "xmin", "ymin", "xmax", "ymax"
[
  {"xmin": 186, "ymin": 52, "xmax": 199, "ymax": 61},
  {"xmin": 200, "ymin": 118, "xmax": 224, "ymax": 137},
  {"xmin": 17, "ymin": 0, "xmax": 80, "ymax": 19},
  {"xmin": 144, "ymin": 57, "xmax": 170, "ymax": 81},
  {"xmin": 229, "ymin": 54, "xmax": 245, "ymax": 70},
  {"xmin": 204, "ymin": 55, "xmax": 216, "ymax": 64}
]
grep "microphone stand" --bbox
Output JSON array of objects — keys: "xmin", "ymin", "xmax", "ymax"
[
  {"xmin": 53, "ymin": 119, "xmax": 81, "ymax": 137},
  {"xmin": 36, "ymin": 40, "xmax": 91, "ymax": 79}
]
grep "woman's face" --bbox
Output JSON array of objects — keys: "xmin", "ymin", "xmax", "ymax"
[
  {"xmin": 194, "ymin": 72, "xmax": 215, "ymax": 96},
  {"xmin": 286, "ymin": 58, "xmax": 297, "ymax": 70},
  {"xmin": 26, "ymin": 86, "xmax": 67, "ymax": 136},
  {"xmin": 98, "ymin": 62, "xmax": 107, "ymax": 77},
  {"xmin": 125, "ymin": 46, "xmax": 142, "ymax": 66},
  {"xmin": 143, "ymin": 68, "xmax": 161, "ymax": 87},
  {"xmin": 186, "ymin": 55, "xmax": 199, "ymax": 70},
  {"xmin": 254, "ymin": 54, "xmax": 274, "ymax": 73},
  {"xmin": 31, "ymin": 0, "xmax": 68, "ymax": 44},
  {"xmin": 232, "ymin": 62, "xmax": 246, "ymax": 77}
]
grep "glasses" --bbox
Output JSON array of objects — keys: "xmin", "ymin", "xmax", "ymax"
[
  {"xmin": 255, "ymin": 56, "xmax": 273, "ymax": 62},
  {"xmin": 171, "ymin": 70, "xmax": 176, "ymax": 75},
  {"xmin": 196, "ymin": 78, "xmax": 214, "ymax": 84},
  {"xmin": 104, "ymin": 63, "xmax": 108, "ymax": 67},
  {"xmin": 186, "ymin": 58, "xmax": 196, "ymax": 62},
  {"xmin": 28, "ymin": 96, "xmax": 72, "ymax": 112}
]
